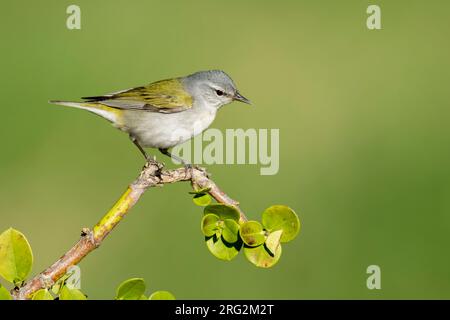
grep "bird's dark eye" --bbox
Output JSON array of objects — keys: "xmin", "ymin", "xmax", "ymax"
[{"xmin": 215, "ymin": 89, "xmax": 224, "ymax": 96}]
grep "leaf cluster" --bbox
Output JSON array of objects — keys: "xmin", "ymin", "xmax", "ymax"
[{"xmin": 193, "ymin": 193, "xmax": 301, "ymax": 268}]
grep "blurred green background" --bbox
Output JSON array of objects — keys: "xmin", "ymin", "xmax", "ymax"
[{"xmin": 1, "ymin": 0, "xmax": 450, "ymax": 299}]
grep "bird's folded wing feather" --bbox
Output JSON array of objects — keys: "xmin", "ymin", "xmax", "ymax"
[{"xmin": 81, "ymin": 78, "xmax": 193, "ymax": 114}]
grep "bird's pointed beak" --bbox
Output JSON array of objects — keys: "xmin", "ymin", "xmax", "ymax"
[{"xmin": 233, "ymin": 91, "xmax": 251, "ymax": 105}]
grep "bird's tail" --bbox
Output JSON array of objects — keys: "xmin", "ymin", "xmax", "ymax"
[{"xmin": 49, "ymin": 100, "xmax": 121, "ymax": 123}]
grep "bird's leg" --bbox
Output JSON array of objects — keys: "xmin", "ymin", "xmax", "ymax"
[
  {"xmin": 129, "ymin": 136, "xmax": 163, "ymax": 174},
  {"xmin": 159, "ymin": 148, "xmax": 190, "ymax": 167},
  {"xmin": 129, "ymin": 134, "xmax": 160, "ymax": 163},
  {"xmin": 159, "ymin": 148, "xmax": 194, "ymax": 178},
  {"xmin": 129, "ymin": 134, "xmax": 150, "ymax": 160}
]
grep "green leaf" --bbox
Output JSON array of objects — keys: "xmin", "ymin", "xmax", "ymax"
[
  {"xmin": 193, "ymin": 193, "xmax": 212, "ymax": 206},
  {"xmin": 204, "ymin": 204, "xmax": 240, "ymax": 222},
  {"xmin": 262, "ymin": 205, "xmax": 300, "ymax": 243},
  {"xmin": 50, "ymin": 267, "xmax": 78, "ymax": 295},
  {"xmin": 205, "ymin": 235, "xmax": 241, "ymax": 261},
  {"xmin": 115, "ymin": 278, "xmax": 146, "ymax": 300},
  {"xmin": 239, "ymin": 221, "xmax": 265, "ymax": 247},
  {"xmin": 149, "ymin": 291, "xmax": 176, "ymax": 300},
  {"xmin": 59, "ymin": 286, "xmax": 87, "ymax": 300},
  {"xmin": 188, "ymin": 187, "xmax": 211, "ymax": 195},
  {"xmin": 244, "ymin": 243, "xmax": 282, "ymax": 268},
  {"xmin": 0, "ymin": 283, "xmax": 12, "ymax": 300},
  {"xmin": 32, "ymin": 289, "xmax": 53, "ymax": 300},
  {"xmin": 51, "ymin": 282, "xmax": 62, "ymax": 295},
  {"xmin": 139, "ymin": 295, "xmax": 148, "ymax": 300},
  {"xmin": 221, "ymin": 219, "xmax": 240, "ymax": 243},
  {"xmin": 201, "ymin": 214, "xmax": 220, "ymax": 237},
  {"xmin": 0, "ymin": 228, "xmax": 33, "ymax": 284},
  {"xmin": 265, "ymin": 230, "xmax": 283, "ymax": 256}
]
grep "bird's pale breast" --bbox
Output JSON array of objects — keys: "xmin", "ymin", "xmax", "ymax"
[{"xmin": 121, "ymin": 106, "xmax": 217, "ymax": 149}]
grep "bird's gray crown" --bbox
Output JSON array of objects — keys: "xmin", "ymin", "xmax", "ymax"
[{"xmin": 184, "ymin": 70, "xmax": 237, "ymax": 93}]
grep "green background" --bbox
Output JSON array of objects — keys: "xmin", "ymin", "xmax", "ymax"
[{"xmin": 1, "ymin": 0, "xmax": 450, "ymax": 299}]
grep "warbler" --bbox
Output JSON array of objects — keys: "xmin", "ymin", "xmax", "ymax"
[{"xmin": 50, "ymin": 70, "xmax": 251, "ymax": 165}]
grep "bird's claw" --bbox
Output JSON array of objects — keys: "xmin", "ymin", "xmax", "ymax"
[
  {"xmin": 183, "ymin": 163, "xmax": 194, "ymax": 179},
  {"xmin": 144, "ymin": 156, "xmax": 164, "ymax": 175},
  {"xmin": 183, "ymin": 164, "xmax": 208, "ymax": 179}
]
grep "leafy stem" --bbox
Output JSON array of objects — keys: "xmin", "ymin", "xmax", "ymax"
[{"xmin": 10, "ymin": 160, "xmax": 247, "ymax": 300}]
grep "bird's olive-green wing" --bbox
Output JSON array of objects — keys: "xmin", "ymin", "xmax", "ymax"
[{"xmin": 82, "ymin": 78, "xmax": 193, "ymax": 113}]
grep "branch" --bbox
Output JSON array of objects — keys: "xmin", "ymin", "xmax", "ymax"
[{"xmin": 11, "ymin": 161, "xmax": 247, "ymax": 300}]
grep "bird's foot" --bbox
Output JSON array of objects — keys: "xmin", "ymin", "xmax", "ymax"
[
  {"xmin": 144, "ymin": 155, "xmax": 164, "ymax": 175},
  {"xmin": 183, "ymin": 163, "xmax": 208, "ymax": 179},
  {"xmin": 183, "ymin": 163, "xmax": 194, "ymax": 180}
]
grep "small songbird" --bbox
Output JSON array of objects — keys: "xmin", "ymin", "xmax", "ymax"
[{"xmin": 50, "ymin": 70, "xmax": 251, "ymax": 165}]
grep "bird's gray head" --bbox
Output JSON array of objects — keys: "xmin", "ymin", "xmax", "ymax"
[{"xmin": 182, "ymin": 70, "xmax": 251, "ymax": 109}]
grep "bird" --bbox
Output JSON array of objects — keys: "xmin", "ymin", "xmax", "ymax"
[{"xmin": 50, "ymin": 70, "xmax": 251, "ymax": 166}]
